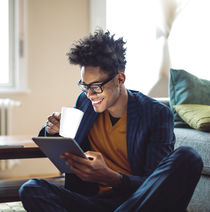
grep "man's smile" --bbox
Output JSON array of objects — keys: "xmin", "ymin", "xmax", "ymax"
[{"xmin": 91, "ymin": 98, "xmax": 104, "ymax": 107}]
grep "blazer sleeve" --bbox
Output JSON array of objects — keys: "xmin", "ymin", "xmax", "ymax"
[{"xmin": 38, "ymin": 124, "xmax": 60, "ymax": 137}]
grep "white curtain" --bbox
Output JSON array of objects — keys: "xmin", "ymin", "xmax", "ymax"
[{"xmin": 168, "ymin": 0, "xmax": 210, "ymax": 80}]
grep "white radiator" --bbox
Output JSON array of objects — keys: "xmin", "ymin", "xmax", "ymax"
[
  {"xmin": 0, "ymin": 99, "xmax": 21, "ymax": 171},
  {"xmin": 0, "ymin": 99, "xmax": 21, "ymax": 135}
]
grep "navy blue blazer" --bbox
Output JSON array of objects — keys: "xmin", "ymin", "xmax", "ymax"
[{"xmin": 39, "ymin": 89, "xmax": 175, "ymax": 195}]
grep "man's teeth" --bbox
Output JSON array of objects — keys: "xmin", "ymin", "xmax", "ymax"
[{"xmin": 92, "ymin": 99, "xmax": 103, "ymax": 104}]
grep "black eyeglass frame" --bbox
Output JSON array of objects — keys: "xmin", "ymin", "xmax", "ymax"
[{"xmin": 78, "ymin": 74, "xmax": 117, "ymax": 94}]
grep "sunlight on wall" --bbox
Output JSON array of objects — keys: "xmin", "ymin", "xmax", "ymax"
[{"xmin": 106, "ymin": 0, "xmax": 158, "ymax": 94}]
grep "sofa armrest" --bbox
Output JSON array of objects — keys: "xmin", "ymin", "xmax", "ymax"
[{"xmin": 154, "ymin": 97, "xmax": 170, "ymax": 107}]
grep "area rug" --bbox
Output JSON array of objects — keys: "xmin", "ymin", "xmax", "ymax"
[{"xmin": 0, "ymin": 202, "xmax": 26, "ymax": 212}]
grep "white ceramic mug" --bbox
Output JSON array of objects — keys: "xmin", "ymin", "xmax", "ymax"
[{"xmin": 59, "ymin": 107, "xmax": 84, "ymax": 138}]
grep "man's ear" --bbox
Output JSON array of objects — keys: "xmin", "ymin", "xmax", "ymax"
[{"xmin": 118, "ymin": 72, "xmax": 126, "ymax": 85}]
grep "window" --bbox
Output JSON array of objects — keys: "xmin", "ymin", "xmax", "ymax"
[
  {"xmin": 0, "ymin": 1, "xmax": 10, "ymax": 86},
  {"xmin": 0, "ymin": 0, "xmax": 27, "ymax": 93}
]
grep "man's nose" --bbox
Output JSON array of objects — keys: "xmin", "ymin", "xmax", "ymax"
[{"xmin": 86, "ymin": 89, "xmax": 96, "ymax": 98}]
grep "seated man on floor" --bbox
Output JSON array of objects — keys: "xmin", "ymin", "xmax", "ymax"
[{"xmin": 19, "ymin": 30, "xmax": 203, "ymax": 212}]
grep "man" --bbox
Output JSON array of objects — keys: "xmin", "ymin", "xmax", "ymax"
[{"xmin": 19, "ymin": 30, "xmax": 203, "ymax": 212}]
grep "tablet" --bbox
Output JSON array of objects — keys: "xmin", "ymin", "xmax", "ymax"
[{"xmin": 32, "ymin": 137, "xmax": 87, "ymax": 173}]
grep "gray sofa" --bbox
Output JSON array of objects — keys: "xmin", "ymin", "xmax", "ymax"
[
  {"xmin": 175, "ymin": 128, "xmax": 210, "ymax": 212},
  {"xmin": 159, "ymin": 98, "xmax": 210, "ymax": 212}
]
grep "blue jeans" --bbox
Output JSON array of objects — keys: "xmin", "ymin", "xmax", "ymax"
[{"xmin": 19, "ymin": 146, "xmax": 203, "ymax": 212}]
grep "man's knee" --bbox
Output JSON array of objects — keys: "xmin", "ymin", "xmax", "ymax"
[
  {"xmin": 172, "ymin": 146, "xmax": 203, "ymax": 174},
  {"xmin": 19, "ymin": 178, "xmax": 46, "ymax": 200}
]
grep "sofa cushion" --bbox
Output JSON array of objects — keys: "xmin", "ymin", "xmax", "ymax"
[
  {"xmin": 174, "ymin": 128, "xmax": 210, "ymax": 175},
  {"xmin": 169, "ymin": 69, "xmax": 210, "ymax": 128},
  {"xmin": 173, "ymin": 104, "xmax": 210, "ymax": 132}
]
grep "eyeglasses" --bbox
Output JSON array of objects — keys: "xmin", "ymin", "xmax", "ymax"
[{"xmin": 78, "ymin": 74, "xmax": 117, "ymax": 94}]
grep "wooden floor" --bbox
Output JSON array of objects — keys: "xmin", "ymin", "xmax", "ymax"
[{"xmin": 0, "ymin": 201, "xmax": 25, "ymax": 212}]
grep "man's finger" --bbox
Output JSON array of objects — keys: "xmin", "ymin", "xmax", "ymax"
[
  {"xmin": 85, "ymin": 151, "xmax": 100, "ymax": 159},
  {"xmin": 64, "ymin": 152, "xmax": 90, "ymax": 165},
  {"xmin": 52, "ymin": 112, "xmax": 61, "ymax": 120},
  {"xmin": 46, "ymin": 126, "xmax": 58, "ymax": 134},
  {"xmin": 48, "ymin": 116, "xmax": 59, "ymax": 125}
]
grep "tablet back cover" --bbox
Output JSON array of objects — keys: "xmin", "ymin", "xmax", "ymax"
[{"xmin": 32, "ymin": 137, "xmax": 85, "ymax": 173}]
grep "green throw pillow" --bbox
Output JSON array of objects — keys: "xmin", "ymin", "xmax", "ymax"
[
  {"xmin": 173, "ymin": 104, "xmax": 210, "ymax": 132},
  {"xmin": 169, "ymin": 69, "xmax": 210, "ymax": 127}
]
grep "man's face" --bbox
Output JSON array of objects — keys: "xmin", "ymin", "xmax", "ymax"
[{"xmin": 80, "ymin": 66, "xmax": 122, "ymax": 113}]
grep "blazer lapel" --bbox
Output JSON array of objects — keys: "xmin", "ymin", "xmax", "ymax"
[{"xmin": 126, "ymin": 90, "xmax": 142, "ymax": 173}]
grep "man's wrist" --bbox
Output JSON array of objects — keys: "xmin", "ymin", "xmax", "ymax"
[
  {"xmin": 112, "ymin": 172, "xmax": 129, "ymax": 190},
  {"xmin": 113, "ymin": 172, "xmax": 123, "ymax": 186},
  {"xmin": 105, "ymin": 170, "xmax": 123, "ymax": 187}
]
